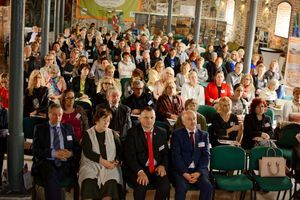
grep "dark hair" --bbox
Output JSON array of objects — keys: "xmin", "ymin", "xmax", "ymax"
[
  {"xmin": 132, "ymin": 68, "xmax": 144, "ymax": 80},
  {"xmin": 184, "ymin": 98, "xmax": 197, "ymax": 109},
  {"xmin": 122, "ymin": 52, "xmax": 130, "ymax": 58},
  {"xmin": 233, "ymin": 83, "xmax": 242, "ymax": 91},
  {"xmin": 249, "ymin": 98, "xmax": 267, "ymax": 114},
  {"xmin": 78, "ymin": 63, "xmax": 90, "ymax": 75},
  {"xmin": 94, "ymin": 107, "xmax": 112, "ymax": 123},
  {"xmin": 140, "ymin": 106, "xmax": 155, "ymax": 114},
  {"xmin": 52, "ymin": 42, "xmax": 60, "ymax": 49},
  {"xmin": 60, "ymin": 89, "xmax": 75, "ymax": 109}
]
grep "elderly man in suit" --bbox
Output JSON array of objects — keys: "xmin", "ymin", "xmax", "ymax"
[
  {"xmin": 124, "ymin": 106, "xmax": 170, "ymax": 200},
  {"xmin": 32, "ymin": 103, "xmax": 80, "ymax": 200},
  {"xmin": 171, "ymin": 110, "xmax": 213, "ymax": 200}
]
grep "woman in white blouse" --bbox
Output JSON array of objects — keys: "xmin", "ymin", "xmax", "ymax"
[
  {"xmin": 153, "ymin": 67, "xmax": 175, "ymax": 100},
  {"xmin": 283, "ymin": 87, "xmax": 300, "ymax": 123},
  {"xmin": 118, "ymin": 52, "xmax": 136, "ymax": 79},
  {"xmin": 181, "ymin": 71, "xmax": 205, "ymax": 105}
]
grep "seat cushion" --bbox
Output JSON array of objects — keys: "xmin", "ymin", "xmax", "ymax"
[
  {"xmin": 214, "ymin": 174, "xmax": 253, "ymax": 191},
  {"xmin": 253, "ymin": 175, "xmax": 292, "ymax": 191}
]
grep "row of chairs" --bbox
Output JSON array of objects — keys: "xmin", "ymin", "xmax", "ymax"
[{"xmin": 211, "ymin": 145, "xmax": 293, "ymax": 200}]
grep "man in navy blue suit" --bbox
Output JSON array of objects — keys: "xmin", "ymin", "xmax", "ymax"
[
  {"xmin": 171, "ymin": 110, "xmax": 213, "ymax": 200},
  {"xmin": 32, "ymin": 103, "xmax": 80, "ymax": 200}
]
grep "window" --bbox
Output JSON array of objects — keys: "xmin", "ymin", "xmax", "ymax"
[
  {"xmin": 225, "ymin": 0, "xmax": 235, "ymax": 25},
  {"xmin": 274, "ymin": 2, "xmax": 292, "ymax": 38}
]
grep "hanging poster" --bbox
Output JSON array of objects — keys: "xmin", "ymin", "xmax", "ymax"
[
  {"xmin": 76, "ymin": 0, "xmax": 142, "ymax": 21},
  {"xmin": 284, "ymin": 37, "xmax": 300, "ymax": 93}
]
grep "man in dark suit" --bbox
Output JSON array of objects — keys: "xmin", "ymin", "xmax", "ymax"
[
  {"xmin": 124, "ymin": 107, "xmax": 170, "ymax": 200},
  {"xmin": 171, "ymin": 110, "xmax": 213, "ymax": 200},
  {"xmin": 164, "ymin": 48, "xmax": 181, "ymax": 75},
  {"xmin": 32, "ymin": 104, "xmax": 80, "ymax": 200},
  {"xmin": 97, "ymin": 87, "xmax": 131, "ymax": 142}
]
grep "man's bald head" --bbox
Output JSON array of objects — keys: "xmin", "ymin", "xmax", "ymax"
[{"xmin": 182, "ymin": 110, "xmax": 197, "ymax": 130}]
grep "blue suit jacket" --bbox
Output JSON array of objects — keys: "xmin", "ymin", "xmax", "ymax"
[{"xmin": 171, "ymin": 128, "xmax": 210, "ymax": 175}]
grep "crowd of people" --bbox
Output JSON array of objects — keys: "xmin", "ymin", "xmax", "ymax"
[{"xmin": 0, "ymin": 22, "xmax": 299, "ymax": 200}]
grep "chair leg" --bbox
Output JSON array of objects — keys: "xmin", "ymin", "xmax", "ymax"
[
  {"xmin": 276, "ymin": 191, "xmax": 281, "ymax": 200},
  {"xmin": 283, "ymin": 190, "xmax": 287, "ymax": 200}
]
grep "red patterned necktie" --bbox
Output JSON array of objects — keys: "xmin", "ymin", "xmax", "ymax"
[{"xmin": 145, "ymin": 131, "xmax": 155, "ymax": 173}]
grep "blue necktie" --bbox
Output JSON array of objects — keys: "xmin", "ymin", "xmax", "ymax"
[{"xmin": 52, "ymin": 126, "xmax": 61, "ymax": 167}]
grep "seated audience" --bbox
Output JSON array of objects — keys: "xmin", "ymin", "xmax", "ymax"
[
  {"xmin": 181, "ymin": 71, "xmax": 205, "ymax": 105},
  {"xmin": 259, "ymin": 79, "xmax": 279, "ymax": 105},
  {"xmin": 0, "ymin": 73, "xmax": 9, "ymax": 110},
  {"xmin": 283, "ymin": 87, "xmax": 300, "ymax": 123},
  {"xmin": 240, "ymin": 74, "xmax": 255, "ymax": 103},
  {"xmin": 97, "ymin": 87, "xmax": 131, "ymax": 142},
  {"xmin": 264, "ymin": 59, "xmax": 284, "ymax": 98},
  {"xmin": 194, "ymin": 57, "xmax": 208, "ymax": 84},
  {"xmin": 205, "ymin": 70, "xmax": 231, "ymax": 106},
  {"xmin": 124, "ymin": 80, "xmax": 154, "ymax": 115},
  {"xmin": 95, "ymin": 76, "xmax": 115, "ymax": 107},
  {"xmin": 124, "ymin": 107, "xmax": 170, "ymax": 200},
  {"xmin": 225, "ymin": 62, "xmax": 243, "ymax": 92},
  {"xmin": 253, "ymin": 63, "xmax": 268, "ymax": 96},
  {"xmin": 174, "ymin": 98, "xmax": 207, "ymax": 131},
  {"xmin": 164, "ymin": 48, "xmax": 181, "ymax": 75},
  {"xmin": 230, "ymin": 84, "xmax": 248, "ymax": 121},
  {"xmin": 32, "ymin": 104, "xmax": 80, "ymax": 200},
  {"xmin": 176, "ymin": 62, "xmax": 191, "ymax": 91},
  {"xmin": 242, "ymin": 98, "xmax": 274, "ymax": 150},
  {"xmin": 118, "ymin": 52, "xmax": 136, "ymax": 79},
  {"xmin": 45, "ymin": 64, "xmax": 67, "ymax": 103},
  {"xmin": 156, "ymin": 81, "xmax": 183, "ymax": 122},
  {"xmin": 61, "ymin": 89, "xmax": 89, "ymax": 142},
  {"xmin": 147, "ymin": 61, "xmax": 165, "ymax": 91},
  {"xmin": 153, "ymin": 67, "xmax": 175, "ymax": 100},
  {"xmin": 24, "ymin": 70, "xmax": 48, "ymax": 117},
  {"xmin": 212, "ymin": 97, "xmax": 243, "ymax": 146},
  {"xmin": 78, "ymin": 107, "xmax": 123, "ymax": 200},
  {"xmin": 71, "ymin": 63, "xmax": 96, "ymax": 107},
  {"xmin": 171, "ymin": 110, "xmax": 213, "ymax": 200}
]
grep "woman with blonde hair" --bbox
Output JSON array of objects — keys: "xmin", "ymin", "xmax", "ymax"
[
  {"xmin": 240, "ymin": 74, "xmax": 255, "ymax": 103},
  {"xmin": 211, "ymin": 97, "xmax": 243, "ymax": 146},
  {"xmin": 24, "ymin": 70, "xmax": 48, "ymax": 117},
  {"xmin": 156, "ymin": 81, "xmax": 183, "ymax": 121},
  {"xmin": 153, "ymin": 67, "xmax": 175, "ymax": 100},
  {"xmin": 46, "ymin": 64, "xmax": 67, "ymax": 102},
  {"xmin": 175, "ymin": 62, "xmax": 191, "ymax": 91},
  {"xmin": 147, "ymin": 60, "xmax": 165, "ymax": 90},
  {"xmin": 94, "ymin": 76, "xmax": 116, "ymax": 106}
]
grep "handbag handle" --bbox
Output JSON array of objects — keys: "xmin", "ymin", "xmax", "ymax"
[
  {"xmin": 267, "ymin": 161, "xmax": 280, "ymax": 175},
  {"xmin": 266, "ymin": 147, "xmax": 283, "ymax": 157}
]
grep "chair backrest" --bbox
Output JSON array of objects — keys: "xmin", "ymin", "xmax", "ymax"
[
  {"xmin": 23, "ymin": 117, "xmax": 48, "ymax": 139},
  {"xmin": 249, "ymin": 146, "xmax": 283, "ymax": 170},
  {"xmin": 210, "ymin": 145, "xmax": 247, "ymax": 171},
  {"xmin": 197, "ymin": 105, "xmax": 216, "ymax": 124},
  {"xmin": 265, "ymin": 108, "xmax": 274, "ymax": 125},
  {"xmin": 276, "ymin": 123, "xmax": 300, "ymax": 148}
]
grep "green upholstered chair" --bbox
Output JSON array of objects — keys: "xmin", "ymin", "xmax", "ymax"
[
  {"xmin": 249, "ymin": 146, "xmax": 293, "ymax": 200},
  {"xmin": 197, "ymin": 105, "xmax": 217, "ymax": 125},
  {"xmin": 210, "ymin": 145, "xmax": 253, "ymax": 200}
]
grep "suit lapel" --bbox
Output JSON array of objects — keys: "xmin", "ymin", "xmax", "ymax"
[
  {"xmin": 138, "ymin": 125, "xmax": 147, "ymax": 148},
  {"xmin": 45, "ymin": 123, "xmax": 51, "ymax": 148}
]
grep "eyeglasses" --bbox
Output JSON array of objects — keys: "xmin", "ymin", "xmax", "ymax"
[
  {"xmin": 65, "ymin": 97, "xmax": 75, "ymax": 100},
  {"xmin": 103, "ymin": 82, "xmax": 113, "ymax": 85},
  {"xmin": 45, "ymin": 59, "xmax": 53, "ymax": 61},
  {"xmin": 133, "ymin": 87, "xmax": 143, "ymax": 90}
]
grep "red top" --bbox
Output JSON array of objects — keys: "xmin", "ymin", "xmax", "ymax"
[
  {"xmin": 62, "ymin": 111, "xmax": 82, "ymax": 141},
  {"xmin": 0, "ymin": 87, "xmax": 9, "ymax": 109},
  {"xmin": 205, "ymin": 82, "xmax": 231, "ymax": 106}
]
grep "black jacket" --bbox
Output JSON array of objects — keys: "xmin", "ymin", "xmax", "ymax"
[
  {"xmin": 242, "ymin": 113, "xmax": 274, "ymax": 150},
  {"xmin": 71, "ymin": 76, "xmax": 96, "ymax": 101}
]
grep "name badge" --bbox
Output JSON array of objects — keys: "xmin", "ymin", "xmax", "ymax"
[
  {"xmin": 265, "ymin": 123, "xmax": 270, "ymax": 127},
  {"xmin": 230, "ymin": 122, "xmax": 235, "ymax": 126},
  {"xmin": 159, "ymin": 145, "xmax": 165, "ymax": 151},
  {"xmin": 173, "ymin": 98, "xmax": 178, "ymax": 104},
  {"xmin": 148, "ymin": 100, "xmax": 153, "ymax": 105},
  {"xmin": 198, "ymin": 142, "xmax": 205, "ymax": 148},
  {"xmin": 75, "ymin": 113, "xmax": 81, "ymax": 119},
  {"xmin": 221, "ymin": 90, "xmax": 225, "ymax": 94},
  {"xmin": 67, "ymin": 135, "xmax": 73, "ymax": 141}
]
